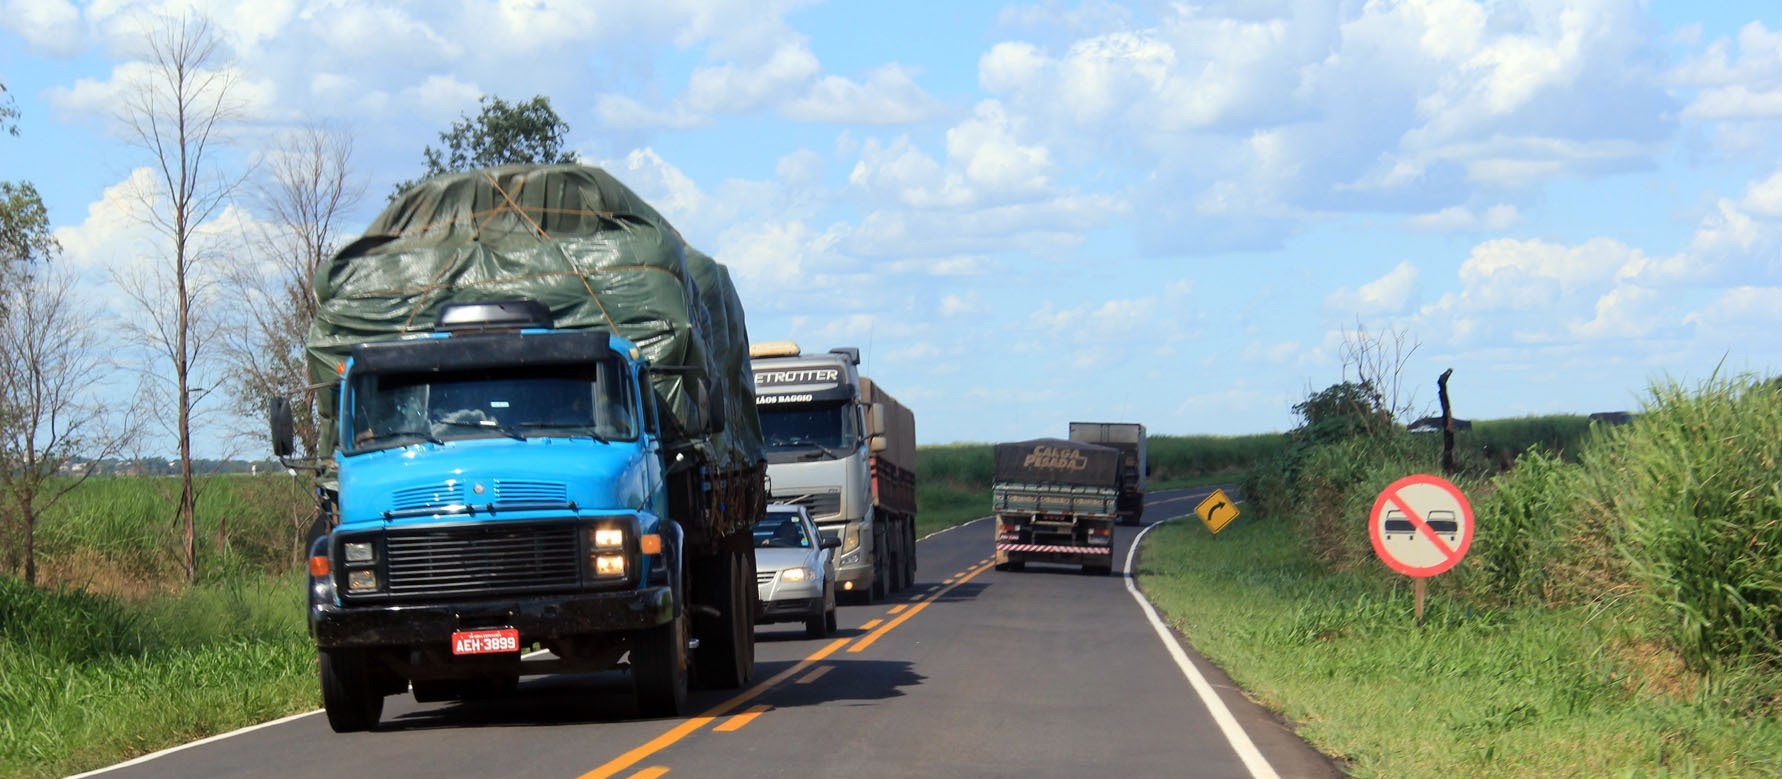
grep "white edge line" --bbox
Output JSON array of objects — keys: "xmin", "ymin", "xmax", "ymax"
[
  {"xmin": 919, "ymin": 515, "xmax": 989, "ymax": 542},
  {"xmin": 1124, "ymin": 519, "xmax": 1280, "ymax": 779},
  {"xmin": 71, "ymin": 646, "xmax": 560, "ymax": 778},
  {"xmin": 67, "ymin": 708, "xmax": 324, "ymax": 778}
]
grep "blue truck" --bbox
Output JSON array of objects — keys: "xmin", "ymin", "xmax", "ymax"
[{"xmin": 270, "ymin": 165, "xmax": 766, "ymax": 731}]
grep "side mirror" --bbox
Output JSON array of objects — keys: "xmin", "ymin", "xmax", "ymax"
[
  {"xmin": 268, "ymin": 396, "xmax": 295, "ymax": 458},
  {"xmin": 820, "ymin": 536, "xmax": 841, "ymax": 550},
  {"xmin": 869, "ymin": 436, "xmax": 888, "ymax": 453},
  {"xmin": 868, "ymin": 402, "xmax": 887, "ymax": 437}
]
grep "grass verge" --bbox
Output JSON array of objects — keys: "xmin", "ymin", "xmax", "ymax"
[
  {"xmin": 0, "ymin": 573, "xmax": 316, "ymax": 779},
  {"xmin": 1136, "ymin": 516, "xmax": 1782, "ymax": 779}
]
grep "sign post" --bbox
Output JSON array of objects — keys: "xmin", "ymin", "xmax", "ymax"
[
  {"xmin": 1195, "ymin": 489, "xmax": 1240, "ymax": 534},
  {"xmin": 1368, "ymin": 474, "xmax": 1473, "ymax": 624}
]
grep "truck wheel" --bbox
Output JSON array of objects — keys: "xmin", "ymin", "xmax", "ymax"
[
  {"xmin": 870, "ymin": 528, "xmax": 888, "ymax": 602},
  {"xmin": 694, "ymin": 548, "xmax": 754, "ymax": 689},
  {"xmin": 904, "ymin": 523, "xmax": 917, "ymax": 586},
  {"xmin": 632, "ymin": 612, "xmax": 690, "ymax": 717},
  {"xmin": 319, "ymin": 648, "xmax": 384, "ymax": 733}
]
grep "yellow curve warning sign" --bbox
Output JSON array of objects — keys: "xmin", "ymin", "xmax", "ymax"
[{"xmin": 1195, "ymin": 489, "xmax": 1239, "ymax": 534}]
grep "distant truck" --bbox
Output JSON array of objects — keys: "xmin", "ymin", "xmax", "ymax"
[
  {"xmin": 991, "ymin": 438, "xmax": 1120, "ymax": 575},
  {"xmin": 748, "ymin": 342, "xmax": 916, "ymax": 602},
  {"xmin": 271, "ymin": 164, "xmax": 766, "ymax": 730},
  {"xmin": 1069, "ymin": 421, "xmax": 1148, "ymax": 525}
]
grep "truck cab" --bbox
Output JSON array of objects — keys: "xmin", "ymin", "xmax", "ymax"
[
  {"xmin": 278, "ymin": 300, "xmax": 728, "ymax": 731},
  {"xmin": 748, "ymin": 342, "xmax": 916, "ymax": 602}
]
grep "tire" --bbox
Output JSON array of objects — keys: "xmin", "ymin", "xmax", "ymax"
[
  {"xmin": 319, "ymin": 649, "xmax": 383, "ymax": 733},
  {"xmin": 804, "ymin": 606, "xmax": 829, "ymax": 638},
  {"xmin": 870, "ymin": 528, "xmax": 888, "ymax": 602},
  {"xmin": 693, "ymin": 549, "xmax": 754, "ymax": 689},
  {"xmin": 904, "ymin": 523, "xmax": 917, "ymax": 586},
  {"xmin": 824, "ymin": 606, "xmax": 837, "ymax": 634},
  {"xmin": 632, "ymin": 612, "xmax": 689, "ymax": 718}
]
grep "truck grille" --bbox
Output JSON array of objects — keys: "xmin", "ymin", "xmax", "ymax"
[
  {"xmin": 384, "ymin": 523, "xmax": 580, "ymax": 596},
  {"xmin": 774, "ymin": 491, "xmax": 841, "ymax": 519}
]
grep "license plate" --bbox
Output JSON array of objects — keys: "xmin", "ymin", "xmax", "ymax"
[{"xmin": 451, "ymin": 628, "xmax": 520, "ymax": 656}]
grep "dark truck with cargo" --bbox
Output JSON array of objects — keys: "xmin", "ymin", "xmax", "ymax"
[
  {"xmin": 991, "ymin": 438, "xmax": 1120, "ymax": 575},
  {"xmin": 1069, "ymin": 421, "xmax": 1147, "ymax": 525},
  {"xmin": 269, "ymin": 164, "xmax": 767, "ymax": 731}
]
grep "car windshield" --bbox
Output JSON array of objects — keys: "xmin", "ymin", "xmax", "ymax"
[
  {"xmin": 348, "ymin": 359, "xmax": 634, "ymax": 453},
  {"xmin": 754, "ymin": 512, "xmax": 811, "ymax": 549}
]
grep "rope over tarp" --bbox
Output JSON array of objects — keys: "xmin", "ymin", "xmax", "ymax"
[{"xmin": 305, "ymin": 163, "xmax": 763, "ymax": 474}]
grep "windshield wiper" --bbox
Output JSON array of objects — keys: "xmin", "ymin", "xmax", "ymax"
[
  {"xmin": 517, "ymin": 422, "xmax": 611, "ymax": 444},
  {"xmin": 433, "ymin": 418, "xmax": 525, "ymax": 441},
  {"xmin": 798, "ymin": 443, "xmax": 849, "ymax": 461},
  {"xmin": 357, "ymin": 429, "xmax": 444, "ymax": 447}
]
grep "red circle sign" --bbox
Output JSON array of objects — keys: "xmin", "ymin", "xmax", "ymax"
[{"xmin": 1368, "ymin": 474, "xmax": 1473, "ymax": 578}]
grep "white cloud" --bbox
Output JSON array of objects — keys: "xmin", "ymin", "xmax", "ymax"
[
  {"xmin": 686, "ymin": 41, "xmax": 820, "ymax": 114},
  {"xmin": 1407, "ymin": 203, "xmax": 1521, "ymax": 231},
  {"xmin": 1683, "ymin": 286, "xmax": 1782, "ymax": 339},
  {"xmin": 1326, "ymin": 261, "xmax": 1421, "ymax": 315},
  {"xmin": 1, "ymin": 0, "xmax": 83, "ymax": 55},
  {"xmin": 783, "ymin": 64, "xmax": 944, "ymax": 124},
  {"xmin": 939, "ymin": 291, "xmax": 984, "ymax": 317}
]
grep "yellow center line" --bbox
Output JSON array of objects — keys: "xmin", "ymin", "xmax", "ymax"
[
  {"xmin": 849, "ymin": 561, "xmax": 993, "ymax": 654},
  {"xmin": 858, "ymin": 618, "xmax": 884, "ymax": 631},
  {"xmin": 578, "ymin": 637, "xmax": 850, "ymax": 779},
  {"xmin": 887, "ymin": 604, "xmax": 908, "ymax": 615},
  {"xmin": 795, "ymin": 665, "xmax": 833, "ymax": 685},
  {"xmin": 943, "ymin": 578, "xmax": 957, "ymax": 584},
  {"xmin": 625, "ymin": 768, "xmax": 670, "ymax": 779},
  {"xmin": 713, "ymin": 704, "xmax": 771, "ymax": 732}
]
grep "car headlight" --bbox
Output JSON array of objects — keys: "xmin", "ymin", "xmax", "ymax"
[{"xmin": 781, "ymin": 567, "xmax": 811, "ymax": 583}]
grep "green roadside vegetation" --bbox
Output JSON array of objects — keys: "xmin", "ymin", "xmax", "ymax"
[
  {"xmin": 1139, "ymin": 375, "xmax": 1782, "ymax": 778},
  {"xmin": 1, "ymin": 475, "xmax": 318, "ymax": 779}
]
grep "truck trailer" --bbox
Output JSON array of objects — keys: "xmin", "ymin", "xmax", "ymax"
[
  {"xmin": 748, "ymin": 342, "xmax": 916, "ymax": 602},
  {"xmin": 1068, "ymin": 421, "xmax": 1148, "ymax": 525},
  {"xmin": 272, "ymin": 164, "xmax": 766, "ymax": 731},
  {"xmin": 991, "ymin": 438, "xmax": 1120, "ymax": 575}
]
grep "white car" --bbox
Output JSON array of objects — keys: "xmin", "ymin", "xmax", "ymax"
[{"xmin": 754, "ymin": 504, "xmax": 839, "ymax": 637}]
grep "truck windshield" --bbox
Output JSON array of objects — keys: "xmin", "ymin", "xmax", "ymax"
[
  {"xmin": 347, "ymin": 360, "xmax": 634, "ymax": 453},
  {"xmin": 759, "ymin": 402, "xmax": 854, "ymax": 459}
]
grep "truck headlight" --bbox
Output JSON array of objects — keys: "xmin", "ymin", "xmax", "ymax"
[
  {"xmin": 347, "ymin": 569, "xmax": 379, "ymax": 592},
  {"xmin": 594, "ymin": 554, "xmax": 626, "ymax": 577},
  {"xmin": 344, "ymin": 541, "xmax": 375, "ymax": 563},
  {"xmin": 592, "ymin": 527, "xmax": 625, "ymax": 550},
  {"xmin": 841, "ymin": 523, "xmax": 861, "ymax": 555}
]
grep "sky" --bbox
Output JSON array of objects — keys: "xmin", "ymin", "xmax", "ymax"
[{"xmin": 2, "ymin": 0, "xmax": 1781, "ymax": 457}]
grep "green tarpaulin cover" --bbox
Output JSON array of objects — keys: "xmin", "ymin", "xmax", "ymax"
[{"xmin": 307, "ymin": 163, "xmax": 763, "ymax": 470}]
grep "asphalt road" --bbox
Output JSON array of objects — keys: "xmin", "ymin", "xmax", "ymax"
[{"xmin": 81, "ymin": 487, "xmax": 1342, "ymax": 779}]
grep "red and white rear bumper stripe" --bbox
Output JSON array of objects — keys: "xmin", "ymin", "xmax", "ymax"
[{"xmin": 996, "ymin": 543, "xmax": 1111, "ymax": 555}]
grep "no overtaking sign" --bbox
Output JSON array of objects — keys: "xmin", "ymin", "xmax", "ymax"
[{"xmin": 1368, "ymin": 474, "xmax": 1474, "ymax": 578}]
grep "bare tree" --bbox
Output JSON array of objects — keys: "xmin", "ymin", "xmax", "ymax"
[
  {"xmin": 222, "ymin": 123, "xmax": 362, "ymax": 564},
  {"xmin": 1337, "ymin": 318, "xmax": 1421, "ymax": 423},
  {"xmin": 115, "ymin": 12, "xmax": 245, "ymax": 583},
  {"xmin": 0, "ymin": 267, "xmax": 131, "ymax": 584}
]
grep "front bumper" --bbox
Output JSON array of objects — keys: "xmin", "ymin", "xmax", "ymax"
[
  {"xmin": 310, "ymin": 585, "xmax": 674, "ymax": 649},
  {"xmin": 756, "ymin": 595, "xmax": 823, "ymax": 624}
]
